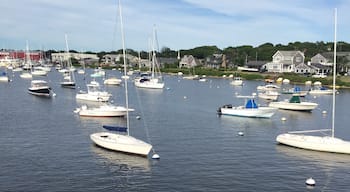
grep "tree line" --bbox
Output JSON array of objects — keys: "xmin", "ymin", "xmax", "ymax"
[{"xmin": 45, "ymin": 41, "xmax": 350, "ymax": 66}]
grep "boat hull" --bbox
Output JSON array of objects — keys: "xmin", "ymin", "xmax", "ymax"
[
  {"xmin": 134, "ymin": 79, "xmax": 164, "ymax": 89},
  {"xmin": 90, "ymin": 132, "xmax": 152, "ymax": 156},
  {"xmin": 219, "ymin": 106, "xmax": 276, "ymax": 118},
  {"xmin": 269, "ymin": 102, "xmax": 318, "ymax": 111},
  {"xmin": 76, "ymin": 92, "xmax": 111, "ymax": 102},
  {"xmin": 28, "ymin": 87, "xmax": 51, "ymax": 96},
  {"xmin": 276, "ymin": 133, "xmax": 350, "ymax": 154},
  {"xmin": 78, "ymin": 105, "xmax": 130, "ymax": 117},
  {"xmin": 60, "ymin": 81, "xmax": 76, "ymax": 89}
]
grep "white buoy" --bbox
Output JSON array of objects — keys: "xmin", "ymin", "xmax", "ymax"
[
  {"xmin": 238, "ymin": 131, "xmax": 244, "ymax": 136},
  {"xmin": 305, "ymin": 177, "xmax": 316, "ymax": 186},
  {"xmin": 152, "ymin": 153, "xmax": 160, "ymax": 159},
  {"xmin": 322, "ymin": 110, "xmax": 327, "ymax": 114},
  {"xmin": 166, "ymin": 87, "xmax": 170, "ymax": 90},
  {"xmin": 184, "ymin": 96, "xmax": 187, "ymax": 99},
  {"xmin": 281, "ymin": 117, "xmax": 287, "ymax": 121},
  {"xmin": 136, "ymin": 116, "xmax": 141, "ymax": 120}
]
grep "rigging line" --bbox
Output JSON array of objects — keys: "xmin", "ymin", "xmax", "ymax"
[{"xmin": 134, "ymin": 88, "xmax": 156, "ymax": 153}]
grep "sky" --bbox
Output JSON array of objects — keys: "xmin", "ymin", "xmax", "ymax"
[{"xmin": 1, "ymin": 0, "xmax": 350, "ymax": 52}]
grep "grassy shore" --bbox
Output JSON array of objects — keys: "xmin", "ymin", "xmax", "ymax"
[{"xmin": 161, "ymin": 68, "xmax": 350, "ymax": 88}]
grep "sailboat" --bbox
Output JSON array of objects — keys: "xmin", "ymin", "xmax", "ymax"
[
  {"xmin": 90, "ymin": 0, "xmax": 153, "ymax": 157},
  {"xmin": 20, "ymin": 41, "xmax": 33, "ymax": 79},
  {"xmin": 60, "ymin": 34, "xmax": 76, "ymax": 89},
  {"xmin": 276, "ymin": 8, "xmax": 350, "ymax": 154},
  {"xmin": 134, "ymin": 26, "xmax": 165, "ymax": 89}
]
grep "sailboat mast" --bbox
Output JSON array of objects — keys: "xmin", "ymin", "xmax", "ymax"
[
  {"xmin": 118, "ymin": 0, "xmax": 130, "ymax": 136},
  {"xmin": 65, "ymin": 34, "xmax": 74, "ymax": 82},
  {"xmin": 332, "ymin": 8, "xmax": 337, "ymax": 138}
]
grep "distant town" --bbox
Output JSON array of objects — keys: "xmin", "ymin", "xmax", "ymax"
[{"xmin": 1, "ymin": 41, "xmax": 350, "ymax": 76}]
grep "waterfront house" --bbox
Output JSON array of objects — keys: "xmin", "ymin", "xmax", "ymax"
[
  {"xmin": 179, "ymin": 55, "xmax": 200, "ymax": 68},
  {"xmin": 264, "ymin": 50, "xmax": 305, "ymax": 73}
]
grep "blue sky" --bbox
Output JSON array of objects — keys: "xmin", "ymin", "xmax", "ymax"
[{"xmin": 0, "ymin": 0, "xmax": 349, "ymax": 52}]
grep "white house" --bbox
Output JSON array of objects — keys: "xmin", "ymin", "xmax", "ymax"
[{"xmin": 264, "ymin": 51, "xmax": 305, "ymax": 73}]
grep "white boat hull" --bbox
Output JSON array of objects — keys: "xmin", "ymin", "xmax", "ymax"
[
  {"xmin": 20, "ymin": 72, "xmax": 32, "ymax": 79},
  {"xmin": 219, "ymin": 106, "xmax": 276, "ymax": 118},
  {"xmin": 276, "ymin": 133, "xmax": 350, "ymax": 154},
  {"xmin": 90, "ymin": 132, "xmax": 152, "ymax": 156},
  {"xmin": 104, "ymin": 78, "xmax": 122, "ymax": 85},
  {"xmin": 134, "ymin": 78, "xmax": 164, "ymax": 89},
  {"xmin": 0, "ymin": 76, "xmax": 9, "ymax": 82},
  {"xmin": 230, "ymin": 80, "xmax": 243, "ymax": 86},
  {"xmin": 269, "ymin": 101, "xmax": 318, "ymax": 111},
  {"xmin": 76, "ymin": 92, "xmax": 111, "ymax": 102},
  {"xmin": 77, "ymin": 105, "xmax": 131, "ymax": 117},
  {"xmin": 309, "ymin": 89, "xmax": 334, "ymax": 95}
]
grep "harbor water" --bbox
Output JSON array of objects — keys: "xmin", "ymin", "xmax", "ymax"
[{"xmin": 1, "ymin": 69, "xmax": 350, "ymax": 191}]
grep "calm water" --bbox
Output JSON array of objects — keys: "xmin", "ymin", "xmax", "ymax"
[{"xmin": 1, "ymin": 69, "xmax": 350, "ymax": 191}]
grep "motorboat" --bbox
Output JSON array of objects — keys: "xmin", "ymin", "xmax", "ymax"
[
  {"xmin": 75, "ymin": 104, "xmax": 133, "ymax": 117},
  {"xmin": 0, "ymin": 72, "xmax": 9, "ymax": 82},
  {"xmin": 269, "ymin": 95, "xmax": 318, "ymax": 111},
  {"xmin": 217, "ymin": 95, "xmax": 277, "ymax": 118},
  {"xmin": 104, "ymin": 77, "xmax": 122, "ymax": 85},
  {"xmin": 20, "ymin": 72, "xmax": 32, "ymax": 79},
  {"xmin": 256, "ymin": 84, "xmax": 280, "ymax": 91},
  {"xmin": 309, "ymin": 86, "xmax": 334, "ymax": 95},
  {"xmin": 28, "ymin": 80, "xmax": 52, "ymax": 97},
  {"xmin": 76, "ymin": 80, "xmax": 112, "ymax": 102},
  {"xmin": 258, "ymin": 91, "xmax": 280, "ymax": 101},
  {"xmin": 281, "ymin": 87, "xmax": 308, "ymax": 97},
  {"xmin": 230, "ymin": 77, "xmax": 243, "ymax": 86}
]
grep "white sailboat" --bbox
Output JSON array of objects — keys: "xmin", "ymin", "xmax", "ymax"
[
  {"xmin": 276, "ymin": 8, "xmax": 350, "ymax": 154},
  {"xmin": 134, "ymin": 26, "xmax": 164, "ymax": 89},
  {"xmin": 90, "ymin": 0, "xmax": 153, "ymax": 157},
  {"xmin": 60, "ymin": 34, "xmax": 76, "ymax": 89},
  {"xmin": 20, "ymin": 41, "xmax": 33, "ymax": 79}
]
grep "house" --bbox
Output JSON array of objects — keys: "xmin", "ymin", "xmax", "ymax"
[
  {"xmin": 51, "ymin": 52, "xmax": 98, "ymax": 62},
  {"xmin": 205, "ymin": 54, "xmax": 226, "ymax": 69},
  {"xmin": 179, "ymin": 55, "xmax": 200, "ymax": 68},
  {"xmin": 294, "ymin": 63, "xmax": 315, "ymax": 74},
  {"xmin": 311, "ymin": 53, "xmax": 329, "ymax": 65},
  {"xmin": 246, "ymin": 61, "xmax": 268, "ymax": 72},
  {"xmin": 101, "ymin": 54, "xmax": 139, "ymax": 67},
  {"xmin": 264, "ymin": 51, "xmax": 305, "ymax": 73}
]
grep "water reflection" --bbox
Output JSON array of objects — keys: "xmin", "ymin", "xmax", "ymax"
[
  {"xmin": 276, "ymin": 144, "xmax": 350, "ymax": 168},
  {"xmin": 91, "ymin": 145, "xmax": 151, "ymax": 172},
  {"xmin": 78, "ymin": 116, "xmax": 127, "ymax": 130}
]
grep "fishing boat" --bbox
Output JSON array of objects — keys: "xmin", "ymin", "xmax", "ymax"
[
  {"xmin": 269, "ymin": 95, "xmax": 318, "ymax": 111},
  {"xmin": 276, "ymin": 9, "xmax": 350, "ymax": 154},
  {"xmin": 28, "ymin": 80, "xmax": 52, "ymax": 97},
  {"xmin": 217, "ymin": 95, "xmax": 277, "ymax": 118},
  {"xmin": 76, "ymin": 80, "xmax": 111, "ymax": 102},
  {"xmin": 91, "ymin": 0, "xmax": 153, "ymax": 157}
]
